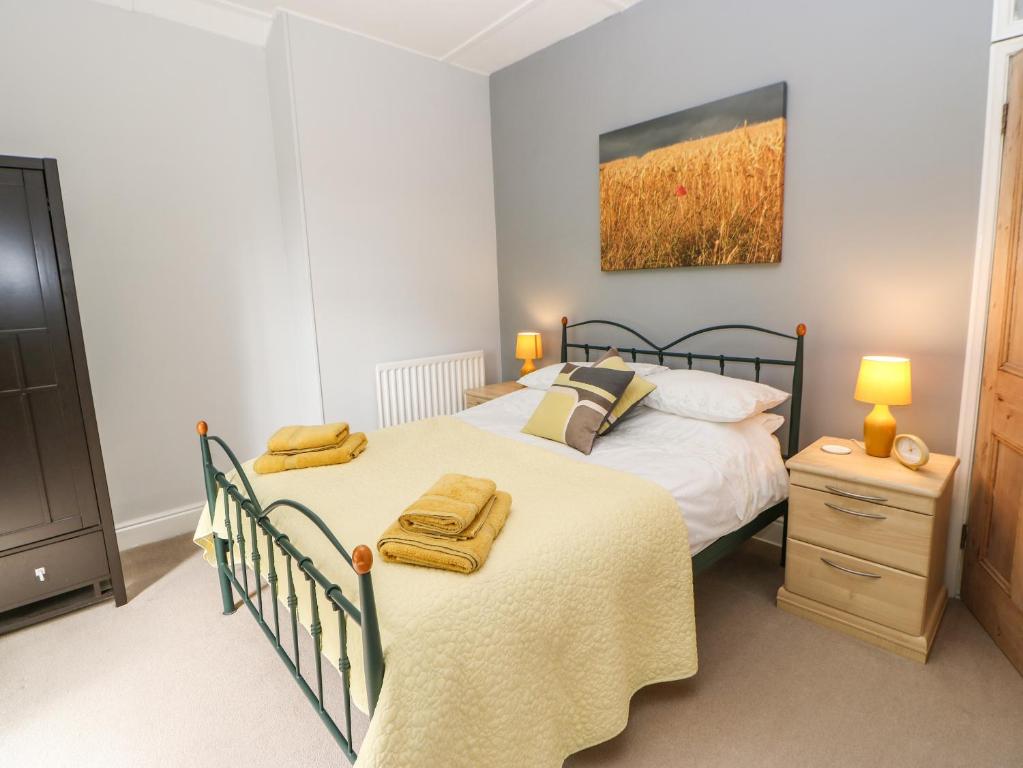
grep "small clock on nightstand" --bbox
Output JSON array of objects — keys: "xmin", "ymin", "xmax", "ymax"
[
  {"xmin": 463, "ymin": 381, "xmax": 524, "ymax": 409},
  {"xmin": 892, "ymin": 433, "xmax": 930, "ymax": 470},
  {"xmin": 777, "ymin": 436, "xmax": 958, "ymax": 662}
]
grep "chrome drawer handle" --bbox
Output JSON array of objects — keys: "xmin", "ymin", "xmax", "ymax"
[
  {"xmin": 824, "ymin": 502, "xmax": 887, "ymax": 521},
  {"xmin": 825, "ymin": 485, "xmax": 887, "ymax": 504},
  {"xmin": 820, "ymin": 557, "xmax": 881, "ymax": 579}
]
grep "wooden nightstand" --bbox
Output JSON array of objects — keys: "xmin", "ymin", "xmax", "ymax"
[
  {"xmin": 463, "ymin": 381, "xmax": 524, "ymax": 409},
  {"xmin": 777, "ymin": 436, "xmax": 959, "ymax": 662}
]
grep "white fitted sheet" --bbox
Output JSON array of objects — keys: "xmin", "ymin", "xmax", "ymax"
[{"xmin": 457, "ymin": 388, "xmax": 789, "ymax": 555}]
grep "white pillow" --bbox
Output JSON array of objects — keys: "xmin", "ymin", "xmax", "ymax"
[
  {"xmin": 643, "ymin": 369, "xmax": 789, "ymax": 423},
  {"xmin": 517, "ymin": 360, "xmax": 669, "ymax": 390},
  {"xmin": 753, "ymin": 412, "xmax": 785, "ymax": 435}
]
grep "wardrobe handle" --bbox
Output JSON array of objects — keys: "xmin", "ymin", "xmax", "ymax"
[
  {"xmin": 820, "ymin": 558, "xmax": 881, "ymax": 579},
  {"xmin": 825, "ymin": 485, "xmax": 887, "ymax": 504},
  {"xmin": 824, "ymin": 502, "xmax": 887, "ymax": 520}
]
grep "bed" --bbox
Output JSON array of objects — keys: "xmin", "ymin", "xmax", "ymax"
[{"xmin": 193, "ymin": 318, "xmax": 805, "ymax": 767}]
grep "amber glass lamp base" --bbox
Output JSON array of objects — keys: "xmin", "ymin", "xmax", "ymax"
[{"xmin": 863, "ymin": 403, "xmax": 896, "ymax": 457}]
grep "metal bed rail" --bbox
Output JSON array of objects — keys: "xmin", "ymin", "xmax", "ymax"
[
  {"xmin": 560, "ymin": 317, "xmax": 805, "ymax": 460},
  {"xmin": 196, "ymin": 420, "xmax": 384, "ymax": 763}
]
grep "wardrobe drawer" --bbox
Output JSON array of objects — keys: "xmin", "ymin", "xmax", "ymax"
[
  {"xmin": 784, "ymin": 539, "xmax": 927, "ymax": 635},
  {"xmin": 0, "ymin": 532, "xmax": 108, "ymax": 611},
  {"xmin": 789, "ymin": 470, "xmax": 933, "ymax": 515},
  {"xmin": 788, "ymin": 485, "xmax": 933, "ymax": 575}
]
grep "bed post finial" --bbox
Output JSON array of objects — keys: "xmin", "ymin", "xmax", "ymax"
[
  {"xmin": 354, "ymin": 544, "xmax": 384, "ymax": 715},
  {"xmin": 560, "ymin": 317, "xmax": 569, "ymax": 363},
  {"xmin": 796, "ymin": 323, "xmax": 807, "ymax": 337},
  {"xmin": 196, "ymin": 420, "xmax": 208, "ymax": 436},
  {"xmin": 353, "ymin": 544, "xmax": 374, "ymax": 575}
]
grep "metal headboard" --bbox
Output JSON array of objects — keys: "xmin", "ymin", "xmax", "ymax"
[{"xmin": 559, "ymin": 317, "xmax": 806, "ymax": 458}]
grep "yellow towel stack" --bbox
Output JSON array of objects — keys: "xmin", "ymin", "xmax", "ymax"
[
  {"xmin": 377, "ymin": 474, "xmax": 512, "ymax": 574},
  {"xmin": 254, "ymin": 422, "xmax": 368, "ymax": 475}
]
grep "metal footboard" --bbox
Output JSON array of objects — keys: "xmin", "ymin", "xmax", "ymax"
[{"xmin": 197, "ymin": 421, "xmax": 383, "ymax": 763}]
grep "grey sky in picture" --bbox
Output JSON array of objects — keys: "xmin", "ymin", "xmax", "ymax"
[{"xmin": 599, "ymin": 82, "xmax": 787, "ymax": 163}]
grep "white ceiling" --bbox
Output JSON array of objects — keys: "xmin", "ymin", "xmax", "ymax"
[{"xmin": 97, "ymin": 0, "xmax": 642, "ymax": 74}]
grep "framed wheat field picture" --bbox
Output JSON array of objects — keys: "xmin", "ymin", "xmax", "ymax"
[{"xmin": 599, "ymin": 82, "xmax": 787, "ymax": 271}]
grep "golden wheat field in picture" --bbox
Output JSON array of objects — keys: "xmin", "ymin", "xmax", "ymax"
[{"xmin": 600, "ymin": 102, "xmax": 786, "ymax": 271}]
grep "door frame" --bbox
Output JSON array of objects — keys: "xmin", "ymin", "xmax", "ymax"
[
  {"xmin": 994, "ymin": 0, "xmax": 1023, "ymax": 43},
  {"xmin": 0, "ymin": 154, "xmax": 126, "ymax": 605},
  {"xmin": 952, "ymin": 36, "xmax": 1023, "ymax": 598}
]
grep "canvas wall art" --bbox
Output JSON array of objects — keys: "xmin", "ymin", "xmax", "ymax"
[{"xmin": 599, "ymin": 82, "xmax": 787, "ymax": 271}]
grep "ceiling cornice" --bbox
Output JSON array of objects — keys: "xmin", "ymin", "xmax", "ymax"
[
  {"xmin": 88, "ymin": 0, "xmax": 639, "ymax": 75},
  {"xmin": 92, "ymin": 0, "xmax": 271, "ymax": 46},
  {"xmin": 439, "ymin": 0, "xmax": 542, "ymax": 63},
  {"xmin": 274, "ymin": 7, "xmax": 489, "ymax": 76}
]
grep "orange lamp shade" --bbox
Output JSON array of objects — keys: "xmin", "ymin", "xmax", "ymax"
[
  {"xmin": 854, "ymin": 356, "xmax": 912, "ymax": 406},
  {"xmin": 515, "ymin": 332, "xmax": 542, "ymax": 376},
  {"xmin": 515, "ymin": 332, "xmax": 542, "ymax": 361}
]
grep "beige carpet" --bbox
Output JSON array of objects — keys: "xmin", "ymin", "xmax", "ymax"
[{"xmin": 1, "ymin": 535, "xmax": 1021, "ymax": 767}]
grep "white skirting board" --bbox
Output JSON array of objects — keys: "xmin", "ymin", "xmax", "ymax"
[{"xmin": 114, "ymin": 501, "xmax": 203, "ymax": 551}]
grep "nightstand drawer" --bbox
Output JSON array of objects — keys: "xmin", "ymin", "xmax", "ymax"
[
  {"xmin": 789, "ymin": 469, "xmax": 933, "ymax": 515},
  {"xmin": 789, "ymin": 485, "xmax": 933, "ymax": 575},
  {"xmin": 785, "ymin": 539, "xmax": 927, "ymax": 635}
]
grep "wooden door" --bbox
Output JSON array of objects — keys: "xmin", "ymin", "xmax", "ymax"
[
  {"xmin": 0, "ymin": 165, "xmax": 100, "ymax": 551},
  {"xmin": 963, "ymin": 51, "xmax": 1023, "ymax": 675}
]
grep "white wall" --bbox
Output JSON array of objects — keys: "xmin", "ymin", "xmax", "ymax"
[
  {"xmin": 273, "ymin": 13, "xmax": 502, "ymax": 431},
  {"xmin": 266, "ymin": 16, "xmax": 324, "ymax": 426},
  {"xmin": 0, "ymin": 0, "xmax": 300, "ymax": 545},
  {"xmin": 0, "ymin": 1, "xmax": 502, "ymax": 546}
]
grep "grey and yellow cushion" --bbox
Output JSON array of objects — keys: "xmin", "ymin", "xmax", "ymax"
[
  {"xmin": 521, "ymin": 363, "xmax": 634, "ymax": 454},
  {"xmin": 593, "ymin": 348, "xmax": 658, "ymax": 434}
]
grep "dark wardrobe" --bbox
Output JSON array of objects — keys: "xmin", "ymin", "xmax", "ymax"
[{"xmin": 0, "ymin": 155, "xmax": 125, "ymax": 632}]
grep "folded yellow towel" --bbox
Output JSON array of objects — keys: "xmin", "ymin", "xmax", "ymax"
[
  {"xmin": 398, "ymin": 473, "xmax": 498, "ymax": 536},
  {"xmin": 378, "ymin": 491, "xmax": 511, "ymax": 574},
  {"xmin": 254, "ymin": 432, "xmax": 367, "ymax": 475},
  {"xmin": 266, "ymin": 422, "xmax": 350, "ymax": 455},
  {"xmin": 402, "ymin": 494, "xmax": 499, "ymax": 541}
]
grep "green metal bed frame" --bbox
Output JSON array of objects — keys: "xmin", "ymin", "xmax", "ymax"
[
  {"xmin": 196, "ymin": 317, "xmax": 805, "ymax": 763},
  {"xmin": 559, "ymin": 316, "xmax": 806, "ymax": 574},
  {"xmin": 197, "ymin": 421, "xmax": 383, "ymax": 763}
]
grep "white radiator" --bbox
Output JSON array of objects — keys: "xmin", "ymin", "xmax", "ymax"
[{"xmin": 375, "ymin": 350, "xmax": 485, "ymax": 428}]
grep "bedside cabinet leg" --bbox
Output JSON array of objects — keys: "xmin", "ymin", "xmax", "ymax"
[{"xmin": 779, "ymin": 503, "xmax": 789, "ymax": 567}]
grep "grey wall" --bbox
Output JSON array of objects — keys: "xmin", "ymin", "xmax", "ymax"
[
  {"xmin": 280, "ymin": 14, "xmax": 501, "ymax": 432},
  {"xmin": 490, "ymin": 0, "xmax": 991, "ymax": 453},
  {"xmin": 0, "ymin": 0, "xmax": 297, "ymax": 538}
]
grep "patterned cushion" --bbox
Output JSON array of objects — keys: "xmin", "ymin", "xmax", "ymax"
[
  {"xmin": 593, "ymin": 348, "xmax": 657, "ymax": 434},
  {"xmin": 521, "ymin": 363, "xmax": 635, "ymax": 454}
]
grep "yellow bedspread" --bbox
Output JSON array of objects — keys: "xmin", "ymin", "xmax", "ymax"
[{"xmin": 194, "ymin": 416, "xmax": 696, "ymax": 768}]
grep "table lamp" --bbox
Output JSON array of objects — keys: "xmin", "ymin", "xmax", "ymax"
[
  {"xmin": 515, "ymin": 332, "xmax": 543, "ymax": 376},
  {"xmin": 854, "ymin": 356, "xmax": 912, "ymax": 457}
]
